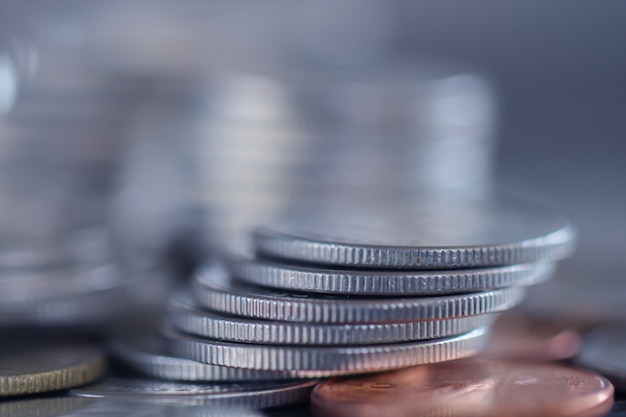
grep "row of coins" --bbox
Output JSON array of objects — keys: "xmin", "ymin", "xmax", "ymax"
[{"xmin": 102, "ymin": 193, "xmax": 575, "ymax": 385}]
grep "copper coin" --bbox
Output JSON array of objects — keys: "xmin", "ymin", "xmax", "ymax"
[
  {"xmin": 482, "ymin": 311, "xmax": 583, "ymax": 361},
  {"xmin": 311, "ymin": 358, "xmax": 614, "ymax": 417}
]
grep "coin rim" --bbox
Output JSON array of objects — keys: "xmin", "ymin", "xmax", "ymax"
[
  {"xmin": 253, "ymin": 221, "xmax": 575, "ymax": 269},
  {"xmin": 192, "ymin": 267, "xmax": 526, "ymax": 323},
  {"xmin": 71, "ymin": 378, "xmax": 318, "ymax": 409},
  {"xmin": 163, "ymin": 325, "xmax": 489, "ymax": 376},
  {"xmin": 109, "ymin": 337, "xmax": 300, "ymax": 382},
  {"xmin": 0, "ymin": 346, "xmax": 106, "ymax": 396}
]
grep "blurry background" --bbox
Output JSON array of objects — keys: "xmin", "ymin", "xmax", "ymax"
[
  {"xmin": 0, "ymin": 0, "xmax": 625, "ymax": 323},
  {"xmin": 396, "ymin": 2, "xmax": 626, "ymax": 319}
]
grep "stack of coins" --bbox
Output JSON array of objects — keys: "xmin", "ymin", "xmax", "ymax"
[
  {"xmin": 156, "ymin": 190, "xmax": 575, "ymax": 379},
  {"xmin": 146, "ymin": 59, "xmax": 576, "ymax": 379}
]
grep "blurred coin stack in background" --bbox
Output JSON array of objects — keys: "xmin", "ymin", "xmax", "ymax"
[{"xmin": 0, "ymin": 9, "xmax": 159, "ymax": 330}]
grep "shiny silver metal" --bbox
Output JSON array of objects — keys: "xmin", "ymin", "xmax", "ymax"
[
  {"xmin": 110, "ymin": 334, "xmax": 297, "ymax": 381},
  {"xmin": 575, "ymin": 324, "xmax": 626, "ymax": 391},
  {"xmin": 254, "ymin": 196, "xmax": 575, "ymax": 269},
  {"xmin": 163, "ymin": 325, "xmax": 490, "ymax": 377},
  {"xmin": 192, "ymin": 265, "xmax": 525, "ymax": 324},
  {"xmin": 71, "ymin": 378, "xmax": 317, "ymax": 408}
]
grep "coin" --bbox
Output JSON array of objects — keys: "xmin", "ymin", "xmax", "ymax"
[
  {"xmin": 227, "ymin": 251, "xmax": 554, "ymax": 294},
  {"xmin": 481, "ymin": 311, "xmax": 583, "ymax": 361},
  {"xmin": 71, "ymin": 378, "xmax": 317, "ymax": 409},
  {"xmin": 110, "ymin": 334, "xmax": 297, "ymax": 381},
  {"xmin": 254, "ymin": 195, "xmax": 575, "ymax": 269},
  {"xmin": 0, "ymin": 345, "xmax": 106, "ymax": 396},
  {"xmin": 163, "ymin": 325, "xmax": 489, "ymax": 377},
  {"xmin": 311, "ymin": 358, "xmax": 615, "ymax": 417},
  {"xmin": 0, "ymin": 273, "xmax": 144, "ymax": 327},
  {"xmin": 575, "ymin": 324, "xmax": 626, "ymax": 391},
  {"xmin": 0, "ymin": 396, "xmax": 264, "ymax": 417},
  {"xmin": 192, "ymin": 264, "xmax": 525, "ymax": 324},
  {"xmin": 168, "ymin": 292, "xmax": 496, "ymax": 345}
]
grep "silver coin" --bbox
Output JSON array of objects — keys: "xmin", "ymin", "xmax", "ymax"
[
  {"xmin": 227, "ymin": 251, "xmax": 555, "ymax": 294},
  {"xmin": 71, "ymin": 378, "xmax": 317, "ymax": 409},
  {"xmin": 0, "ymin": 397, "xmax": 93, "ymax": 417},
  {"xmin": 253, "ymin": 195, "xmax": 575, "ymax": 269},
  {"xmin": 0, "ymin": 345, "xmax": 105, "ymax": 396},
  {"xmin": 0, "ymin": 396, "xmax": 264, "ymax": 417},
  {"xmin": 192, "ymin": 264, "xmax": 525, "ymax": 324},
  {"xmin": 0, "ymin": 291, "xmax": 128, "ymax": 327},
  {"xmin": 575, "ymin": 324, "xmax": 626, "ymax": 391},
  {"xmin": 168, "ymin": 292, "xmax": 496, "ymax": 345},
  {"xmin": 110, "ymin": 334, "xmax": 298, "ymax": 381},
  {"xmin": 163, "ymin": 324, "xmax": 489, "ymax": 377}
]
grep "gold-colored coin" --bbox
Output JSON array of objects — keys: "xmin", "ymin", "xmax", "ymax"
[{"xmin": 0, "ymin": 345, "xmax": 105, "ymax": 397}]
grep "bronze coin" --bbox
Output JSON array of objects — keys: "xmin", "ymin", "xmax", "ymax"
[
  {"xmin": 482, "ymin": 311, "xmax": 583, "ymax": 361},
  {"xmin": 311, "ymin": 358, "xmax": 614, "ymax": 417}
]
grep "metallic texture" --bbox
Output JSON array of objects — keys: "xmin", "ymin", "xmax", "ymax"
[
  {"xmin": 168, "ymin": 292, "xmax": 496, "ymax": 345},
  {"xmin": 0, "ymin": 346, "xmax": 106, "ymax": 397},
  {"xmin": 110, "ymin": 335, "xmax": 298, "ymax": 381},
  {"xmin": 192, "ymin": 265, "xmax": 525, "ymax": 324},
  {"xmin": 163, "ymin": 325, "xmax": 489, "ymax": 377},
  {"xmin": 71, "ymin": 378, "xmax": 317, "ymax": 409}
]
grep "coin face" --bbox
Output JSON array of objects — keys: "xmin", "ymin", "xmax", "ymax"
[
  {"xmin": 168, "ymin": 291, "xmax": 496, "ymax": 345},
  {"xmin": 311, "ymin": 358, "xmax": 614, "ymax": 417},
  {"xmin": 254, "ymin": 196, "xmax": 575, "ymax": 269},
  {"xmin": 0, "ymin": 345, "xmax": 105, "ymax": 396},
  {"xmin": 575, "ymin": 324, "xmax": 626, "ymax": 391}
]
